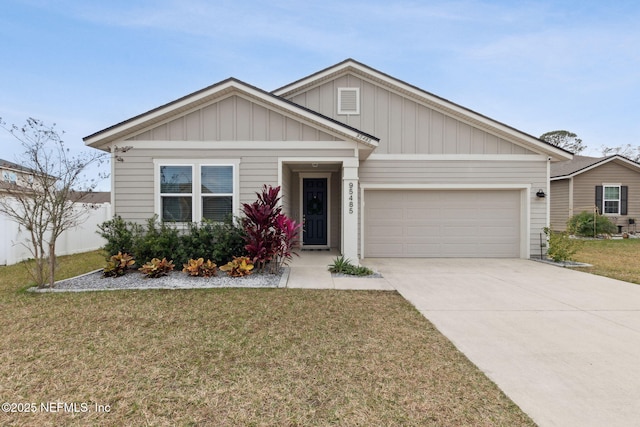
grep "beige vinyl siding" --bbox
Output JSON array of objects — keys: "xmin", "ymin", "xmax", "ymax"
[
  {"xmin": 550, "ymin": 179, "xmax": 570, "ymax": 231},
  {"xmin": 360, "ymin": 159, "xmax": 547, "ymax": 257},
  {"xmin": 113, "ymin": 147, "xmax": 353, "ymax": 224},
  {"xmin": 572, "ymin": 161, "xmax": 640, "ymax": 228},
  {"xmin": 287, "ymin": 73, "xmax": 538, "ymax": 156},
  {"xmin": 127, "ymin": 95, "xmax": 340, "ymax": 142}
]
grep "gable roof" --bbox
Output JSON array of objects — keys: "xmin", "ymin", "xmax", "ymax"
[
  {"xmin": 84, "ymin": 78, "xmax": 379, "ymax": 150},
  {"xmin": 274, "ymin": 58, "xmax": 573, "ymax": 161},
  {"xmin": 551, "ymin": 155, "xmax": 640, "ymax": 180}
]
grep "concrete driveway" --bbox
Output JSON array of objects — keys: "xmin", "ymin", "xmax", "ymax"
[{"xmin": 362, "ymin": 258, "xmax": 640, "ymax": 427}]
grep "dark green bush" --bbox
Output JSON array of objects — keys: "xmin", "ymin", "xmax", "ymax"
[
  {"xmin": 98, "ymin": 215, "xmax": 246, "ymax": 267},
  {"xmin": 97, "ymin": 215, "xmax": 141, "ymax": 258},
  {"xmin": 567, "ymin": 211, "xmax": 617, "ymax": 237},
  {"xmin": 209, "ymin": 220, "xmax": 247, "ymax": 265},
  {"xmin": 180, "ymin": 218, "xmax": 246, "ymax": 265},
  {"xmin": 132, "ymin": 217, "xmax": 186, "ymax": 265}
]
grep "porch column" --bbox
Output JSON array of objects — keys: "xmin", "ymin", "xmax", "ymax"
[{"xmin": 342, "ymin": 158, "xmax": 359, "ymax": 262}]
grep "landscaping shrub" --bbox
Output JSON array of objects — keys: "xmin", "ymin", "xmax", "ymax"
[
  {"xmin": 103, "ymin": 252, "xmax": 136, "ymax": 277},
  {"xmin": 220, "ymin": 256, "xmax": 254, "ymax": 277},
  {"xmin": 242, "ymin": 185, "xmax": 301, "ymax": 273},
  {"xmin": 97, "ymin": 215, "xmax": 140, "ymax": 257},
  {"xmin": 182, "ymin": 258, "xmax": 217, "ymax": 277},
  {"xmin": 567, "ymin": 211, "xmax": 617, "ymax": 237},
  {"xmin": 132, "ymin": 217, "xmax": 186, "ymax": 265},
  {"xmin": 99, "ymin": 215, "xmax": 247, "ymax": 268},
  {"xmin": 208, "ymin": 220, "xmax": 247, "ymax": 264},
  {"xmin": 543, "ymin": 227, "xmax": 581, "ymax": 262},
  {"xmin": 139, "ymin": 257, "xmax": 175, "ymax": 278}
]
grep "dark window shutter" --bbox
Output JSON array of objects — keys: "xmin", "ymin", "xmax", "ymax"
[
  {"xmin": 595, "ymin": 185, "xmax": 603, "ymax": 214},
  {"xmin": 621, "ymin": 186, "xmax": 628, "ymax": 215}
]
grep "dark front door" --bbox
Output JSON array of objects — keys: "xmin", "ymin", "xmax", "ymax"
[{"xmin": 303, "ymin": 178, "xmax": 328, "ymax": 246}]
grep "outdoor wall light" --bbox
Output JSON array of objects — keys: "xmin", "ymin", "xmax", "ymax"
[{"xmin": 536, "ymin": 189, "xmax": 546, "ymax": 198}]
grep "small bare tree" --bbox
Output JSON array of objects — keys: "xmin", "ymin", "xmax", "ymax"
[{"xmin": 0, "ymin": 118, "xmax": 108, "ymax": 287}]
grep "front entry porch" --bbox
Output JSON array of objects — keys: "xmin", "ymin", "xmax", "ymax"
[{"xmin": 279, "ymin": 157, "xmax": 360, "ymax": 262}]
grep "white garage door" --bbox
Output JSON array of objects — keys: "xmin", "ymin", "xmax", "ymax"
[{"xmin": 364, "ymin": 190, "xmax": 521, "ymax": 258}]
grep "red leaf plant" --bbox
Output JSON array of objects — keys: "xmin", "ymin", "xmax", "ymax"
[{"xmin": 242, "ymin": 185, "xmax": 302, "ymax": 273}]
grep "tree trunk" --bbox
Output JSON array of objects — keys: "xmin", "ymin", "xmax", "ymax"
[{"xmin": 47, "ymin": 242, "xmax": 56, "ymax": 288}]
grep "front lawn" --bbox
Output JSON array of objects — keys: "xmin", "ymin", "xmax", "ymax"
[
  {"xmin": 573, "ymin": 238, "xmax": 640, "ymax": 284},
  {"xmin": 0, "ymin": 252, "xmax": 534, "ymax": 426}
]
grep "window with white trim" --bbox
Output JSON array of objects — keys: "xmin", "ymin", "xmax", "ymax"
[
  {"xmin": 160, "ymin": 165, "xmax": 193, "ymax": 222},
  {"xmin": 156, "ymin": 160, "xmax": 239, "ymax": 222},
  {"xmin": 201, "ymin": 165, "xmax": 234, "ymax": 221},
  {"xmin": 603, "ymin": 185, "xmax": 621, "ymax": 214}
]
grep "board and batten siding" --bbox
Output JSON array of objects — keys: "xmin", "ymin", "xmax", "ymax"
[
  {"xmin": 550, "ymin": 179, "xmax": 570, "ymax": 231},
  {"xmin": 127, "ymin": 95, "xmax": 341, "ymax": 143},
  {"xmin": 287, "ymin": 73, "xmax": 539, "ymax": 156},
  {"xmin": 360, "ymin": 159, "xmax": 548, "ymax": 257},
  {"xmin": 113, "ymin": 147, "xmax": 354, "ymax": 223},
  {"xmin": 571, "ymin": 161, "xmax": 640, "ymax": 228}
]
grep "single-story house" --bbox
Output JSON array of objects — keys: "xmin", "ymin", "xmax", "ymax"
[
  {"xmin": 84, "ymin": 59, "xmax": 572, "ymax": 260},
  {"xmin": 550, "ymin": 155, "xmax": 640, "ymax": 232}
]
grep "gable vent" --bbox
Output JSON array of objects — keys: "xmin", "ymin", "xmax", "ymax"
[{"xmin": 338, "ymin": 87, "xmax": 360, "ymax": 115}]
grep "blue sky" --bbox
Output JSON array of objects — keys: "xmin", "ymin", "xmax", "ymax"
[{"xmin": 2, "ymin": 0, "xmax": 640, "ymax": 190}]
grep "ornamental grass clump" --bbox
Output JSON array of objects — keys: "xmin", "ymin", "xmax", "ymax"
[{"xmin": 328, "ymin": 256, "xmax": 374, "ymax": 276}]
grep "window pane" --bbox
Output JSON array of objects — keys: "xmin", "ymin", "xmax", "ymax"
[
  {"xmin": 162, "ymin": 196, "xmax": 192, "ymax": 221},
  {"xmin": 202, "ymin": 196, "xmax": 232, "ymax": 222},
  {"xmin": 161, "ymin": 166, "xmax": 192, "ymax": 194},
  {"xmin": 604, "ymin": 201, "xmax": 619, "ymax": 214},
  {"xmin": 604, "ymin": 186, "xmax": 619, "ymax": 199},
  {"xmin": 201, "ymin": 166, "xmax": 233, "ymax": 194}
]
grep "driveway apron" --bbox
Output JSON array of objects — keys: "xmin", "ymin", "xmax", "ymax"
[{"xmin": 363, "ymin": 258, "xmax": 640, "ymax": 427}]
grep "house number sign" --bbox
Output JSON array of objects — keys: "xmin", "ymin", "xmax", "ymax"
[{"xmin": 348, "ymin": 182, "xmax": 354, "ymax": 214}]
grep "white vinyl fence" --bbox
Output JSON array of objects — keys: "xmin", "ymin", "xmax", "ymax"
[{"xmin": 0, "ymin": 202, "xmax": 112, "ymax": 266}]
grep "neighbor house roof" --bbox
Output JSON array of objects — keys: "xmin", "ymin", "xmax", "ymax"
[
  {"xmin": 0, "ymin": 158, "xmax": 36, "ymax": 174},
  {"xmin": 83, "ymin": 77, "xmax": 379, "ymax": 150},
  {"xmin": 68, "ymin": 191, "xmax": 111, "ymax": 204},
  {"xmin": 273, "ymin": 58, "xmax": 573, "ymax": 161},
  {"xmin": 551, "ymin": 155, "xmax": 640, "ymax": 180}
]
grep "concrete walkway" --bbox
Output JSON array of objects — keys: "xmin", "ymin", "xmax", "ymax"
[
  {"xmin": 363, "ymin": 258, "xmax": 640, "ymax": 427},
  {"xmin": 286, "ymin": 250, "xmax": 394, "ymax": 290}
]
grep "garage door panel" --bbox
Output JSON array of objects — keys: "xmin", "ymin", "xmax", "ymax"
[{"xmin": 364, "ymin": 190, "xmax": 521, "ymax": 258}]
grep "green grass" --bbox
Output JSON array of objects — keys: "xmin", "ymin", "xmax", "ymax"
[
  {"xmin": 573, "ymin": 238, "xmax": 640, "ymax": 284},
  {"xmin": 0, "ymin": 251, "xmax": 535, "ymax": 426}
]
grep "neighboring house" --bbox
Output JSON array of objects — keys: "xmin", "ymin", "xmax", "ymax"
[
  {"xmin": 0, "ymin": 158, "xmax": 36, "ymax": 192},
  {"xmin": 550, "ymin": 155, "xmax": 640, "ymax": 232},
  {"xmin": 84, "ymin": 59, "xmax": 572, "ymax": 260}
]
